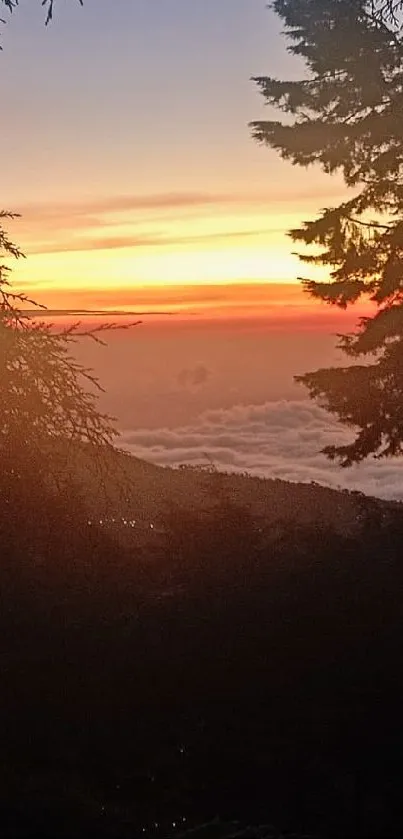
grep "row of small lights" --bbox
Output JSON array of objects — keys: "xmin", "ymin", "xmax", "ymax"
[
  {"xmin": 140, "ymin": 816, "xmax": 187, "ymax": 832},
  {"xmin": 87, "ymin": 516, "xmax": 155, "ymax": 530}
]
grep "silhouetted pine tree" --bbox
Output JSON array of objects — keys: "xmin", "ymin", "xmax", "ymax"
[
  {"xmin": 0, "ymin": 212, "xmax": 122, "ymax": 502},
  {"xmin": 252, "ymin": 0, "xmax": 403, "ymax": 464}
]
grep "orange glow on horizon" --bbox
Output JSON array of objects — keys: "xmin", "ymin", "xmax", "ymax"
[
  {"xmin": 26, "ymin": 281, "xmax": 375, "ymax": 334},
  {"xmin": 6, "ymin": 186, "xmax": 348, "ymax": 304}
]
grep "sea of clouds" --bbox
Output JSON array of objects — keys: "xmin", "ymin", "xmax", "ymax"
[{"xmin": 120, "ymin": 400, "xmax": 403, "ymax": 502}]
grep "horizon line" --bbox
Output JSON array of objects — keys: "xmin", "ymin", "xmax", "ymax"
[{"xmin": 24, "ymin": 308, "xmax": 181, "ymax": 318}]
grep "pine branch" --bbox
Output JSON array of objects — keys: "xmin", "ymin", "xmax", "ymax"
[{"xmin": 254, "ymin": 0, "xmax": 403, "ymax": 464}]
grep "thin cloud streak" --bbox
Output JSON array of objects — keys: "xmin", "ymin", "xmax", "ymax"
[
  {"xmin": 17, "ymin": 191, "xmax": 247, "ymax": 219},
  {"xmin": 10, "ymin": 185, "xmax": 350, "ymax": 252},
  {"xmin": 9, "ymin": 186, "xmax": 352, "ymax": 264},
  {"xmin": 26, "ymin": 227, "xmax": 277, "ymax": 256},
  {"xmin": 15, "ymin": 184, "xmax": 350, "ymax": 221},
  {"xmin": 24, "ymin": 309, "xmax": 176, "ymax": 318}
]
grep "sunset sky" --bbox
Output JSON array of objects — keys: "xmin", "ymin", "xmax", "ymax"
[
  {"xmin": 2, "ymin": 0, "xmax": 399, "ymax": 498},
  {"xmin": 1, "ymin": 0, "xmax": 351, "ymax": 316}
]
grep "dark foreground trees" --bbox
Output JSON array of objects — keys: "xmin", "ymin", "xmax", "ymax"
[
  {"xmin": 252, "ymin": 0, "xmax": 403, "ymax": 465},
  {"xmin": 0, "ymin": 0, "xmax": 82, "ymax": 28},
  {"xmin": 0, "ymin": 212, "xmax": 127, "ymax": 510},
  {"xmin": 2, "ymin": 475, "xmax": 403, "ymax": 838}
]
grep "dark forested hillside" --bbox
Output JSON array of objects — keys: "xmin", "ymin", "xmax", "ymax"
[{"xmin": 1, "ymin": 450, "xmax": 403, "ymax": 838}]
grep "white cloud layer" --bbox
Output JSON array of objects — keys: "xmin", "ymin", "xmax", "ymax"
[{"xmin": 120, "ymin": 400, "xmax": 403, "ymax": 501}]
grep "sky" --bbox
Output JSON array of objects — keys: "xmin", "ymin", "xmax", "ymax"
[
  {"xmin": 0, "ymin": 0, "xmax": 350, "ymax": 315},
  {"xmin": 4, "ymin": 0, "xmax": 398, "ymax": 499}
]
